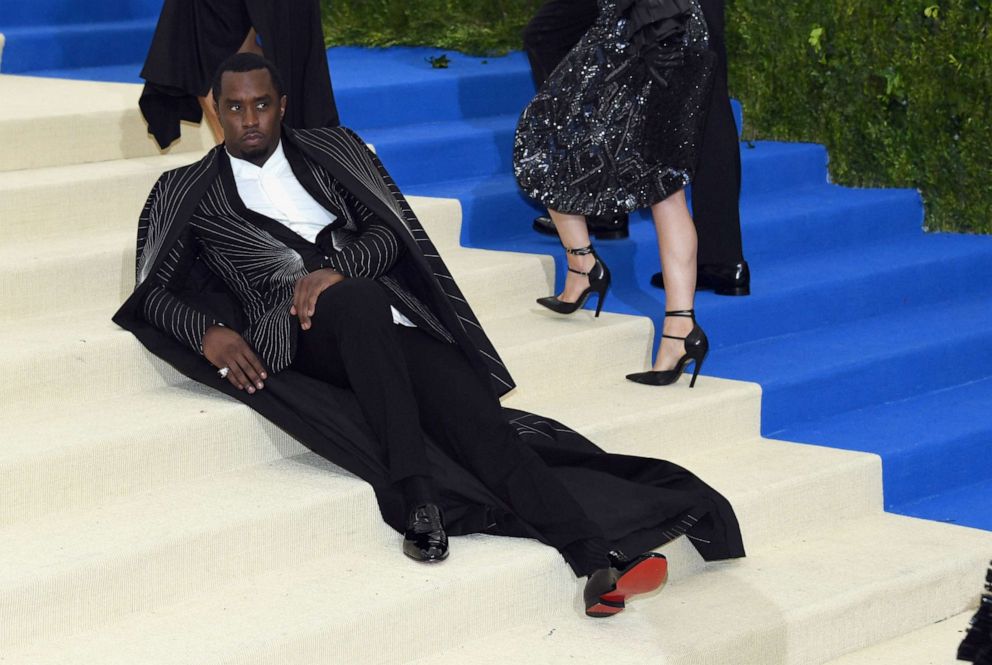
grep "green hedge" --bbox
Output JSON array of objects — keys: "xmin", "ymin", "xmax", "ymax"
[{"xmin": 321, "ymin": 0, "xmax": 991, "ymax": 233}]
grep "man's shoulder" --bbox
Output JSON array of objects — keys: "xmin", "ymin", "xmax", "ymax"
[
  {"xmin": 287, "ymin": 125, "xmax": 368, "ymax": 151},
  {"xmin": 149, "ymin": 146, "xmax": 223, "ymax": 198}
]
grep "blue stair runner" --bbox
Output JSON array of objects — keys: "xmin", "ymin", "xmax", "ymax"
[{"xmin": 3, "ymin": 11, "xmax": 989, "ymax": 531}]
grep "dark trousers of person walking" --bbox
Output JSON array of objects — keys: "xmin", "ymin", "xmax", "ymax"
[
  {"xmin": 292, "ymin": 278, "xmax": 613, "ymax": 575},
  {"xmin": 522, "ymin": 0, "xmax": 744, "ymax": 267}
]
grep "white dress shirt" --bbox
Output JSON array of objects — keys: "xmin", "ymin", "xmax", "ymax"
[{"xmin": 228, "ymin": 142, "xmax": 415, "ymax": 327}]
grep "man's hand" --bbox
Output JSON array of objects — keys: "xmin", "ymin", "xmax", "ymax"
[
  {"xmin": 291, "ymin": 268, "xmax": 346, "ymax": 330},
  {"xmin": 203, "ymin": 325, "xmax": 267, "ymax": 394}
]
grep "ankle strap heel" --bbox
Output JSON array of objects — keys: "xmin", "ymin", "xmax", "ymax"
[
  {"xmin": 536, "ymin": 244, "xmax": 612, "ymax": 317},
  {"xmin": 625, "ymin": 309, "xmax": 709, "ymax": 388}
]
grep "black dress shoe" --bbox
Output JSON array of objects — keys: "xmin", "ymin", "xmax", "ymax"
[
  {"xmin": 583, "ymin": 550, "xmax": 668, "ymax": 618},
  {"xmin": 650, "ymin": 261, "xmax": 751, "ymax": 296},
  {"xmin": 532, "ymin": 213, "xmax": 630, "ymax": 240},
  {"xmin": 403, "ymin": 504, "xmax": 449, "ymax": 563}
]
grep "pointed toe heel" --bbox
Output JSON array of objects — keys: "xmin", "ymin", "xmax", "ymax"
[
  {"xmin": 536, "ymin": 244, "xmax": 611, "ymax": 317},
  {"xmin": 626, "ymin": 310, "xmax": 709, "ymax": 388}
]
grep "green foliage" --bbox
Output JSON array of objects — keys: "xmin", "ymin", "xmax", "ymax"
[
  {"xmin": 725, "ymin": 0, "xmax": 991, "ymax": 233},
  {"xmin": 321, "ymin": 0, "xmax": 992, "ymax": 233},
  {"xmin": 321, "ymin": 0, "xmax": 542, "ymax": 55}
]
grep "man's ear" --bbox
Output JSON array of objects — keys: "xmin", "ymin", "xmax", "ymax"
[{"xmin": 279, "ymin": 95, "xmax": 287, "ymax": 119}]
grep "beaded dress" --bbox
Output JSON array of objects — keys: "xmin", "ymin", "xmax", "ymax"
[{"xmin": 513, "ymin": 0, "xmax": 716, "ymax": 216}]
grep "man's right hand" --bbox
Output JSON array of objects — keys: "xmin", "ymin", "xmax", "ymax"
[{"xmin": 202, "ymin": 325, "xmax": 267, "ymax": 394}]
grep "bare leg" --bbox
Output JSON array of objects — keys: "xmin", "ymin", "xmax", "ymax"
[
  {"xmin": 548, "ymin": 209, "xmax": 597, "ymax": 302},
  {"xmin": 198, "ymin": 28, "xmax": 264, "ymax": 145},
  {"xmin": 650, "ymin": 189, "xmax": 697, "ymax": 371}
]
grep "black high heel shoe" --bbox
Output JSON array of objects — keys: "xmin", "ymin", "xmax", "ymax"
[
  {"xmin": 536, "ymin": 244, "xmax": 611, "ymax": 317},
  {"xmin": 626, "ymin": 309, "xmax": 708, "ymax": 388}
]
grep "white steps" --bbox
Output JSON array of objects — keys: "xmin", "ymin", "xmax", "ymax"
[
  {"xmin": 0, "ymin": 75, "xmax": 213, "ymax": 171},
  {"xmin": 3, "ymin": 75, "xmax": 991, "ymax": 665},
  {"xmin": 825, "ymin": 612, "xmax": 970, "ymax": 665}
]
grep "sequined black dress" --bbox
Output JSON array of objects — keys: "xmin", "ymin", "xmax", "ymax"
[{"xmin": 514, "ymin": 0, "xmax": 716, "ymax": 216}]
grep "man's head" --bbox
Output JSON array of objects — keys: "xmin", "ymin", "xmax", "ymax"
[{"xmin": 211, "ymin": 53, "xmax": 287, "ymax": 166}]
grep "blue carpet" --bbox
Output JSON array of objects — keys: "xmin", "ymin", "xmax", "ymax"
[{"xmin": 4, "ymin": 16, "xmax": 990, "ymax": 532}]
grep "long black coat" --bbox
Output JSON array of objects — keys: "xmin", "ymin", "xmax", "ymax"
[{"xmin": 113, "ymin": 127, "xmax": 745, "ymax": 565}]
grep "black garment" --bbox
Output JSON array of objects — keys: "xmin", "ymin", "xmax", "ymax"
[
  {"xmin": 521, "ymin": 0, "xmax": 744, "ymax": 265},
  {"xmin": 139, "ymin": 0, "xmax": 339, "ymax": 149},
  {"xmin": 293, "ymin": 278, "xmax": 616, "ymax": 575},
  {"xmin": 514, "ymin": 0, "xmax": 716, "ymax": 215},
  {"xmin": 113, "ymin": 126, "xmax": 746, "ymax": 577}
]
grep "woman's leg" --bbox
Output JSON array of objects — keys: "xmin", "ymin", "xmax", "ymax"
[
  {"xmin": 547, "ymin": 209, "xmax": 596, "ymax": 302},
  {"xmin": 650, "ymin": 189, "xmax": 698, "ymax": 371}
]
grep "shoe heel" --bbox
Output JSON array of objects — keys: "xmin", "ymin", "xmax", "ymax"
[
  {"xmin": 594, "ymin": 288, "xmax": 607, "ymax": 317},
  {"xmin": 689, "ymin": 356, "xmax": 703, "ymax": 388}
]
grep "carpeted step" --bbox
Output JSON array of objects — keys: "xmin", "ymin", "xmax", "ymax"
[
  {"xmin": 0, "ymin": 19, "xmax": 156, "ymax": 73},
  {"xmin": 0, "ymin": 76, "xmax": 213, "ymax": 171},
  {"xmin": 0, "ymin": 454, "xmax": 385, "ymax": 651},
  {"xmin": 412, "ymin": 173, "xmax": 917, "ymax": 259},
  {"xmin": 0, "ymin": 306, "xmax": 651, "ymax": 411},
  {"xmin": 0, "ymin": 437, "xmax": 884, "ymax": 654},
  {"xmin": 503, "ymin": 372, "xmax": 761, "ymax": 458},
  {"xmin": 780, "ymin": 376, "xmax": 992, "ymax": 511},
  {"xmin": 0, "ymin": 153, "xmax": 463, "ymax": 249},
  {"xmin": 823, "ymin": 612, "xmax": 971, "ymax": 665},
  {"xmin": 398, "ymin": 515, "xmax": 992, "ymax": 665},
  {"xmin": 0, "ymin": 0, "xmax": 160, "ymax": 27},
  {"xmin": 0, "ymin": 371, "xmax": 765, "ymax": 529},
  {"xmin": 710, "ymin": 297, "xmax": 992, "ymax": 433},
  {"xmin": 9, "ymin": 512, "xmax": 989, "ymax": 665},
  {"xmin": 0, "ymin": 229, "xmax": 553, "ymax": 322},
  {"xmin": 0, "ymin": 385, "xmax": 306, "ymax": 527},
  {"xmin": 898, "ymin": 477, "xmax": 992, "ymax": 533},
  {"xmin": 370, "ymin": 117, "xmax": 826, "ymax": 196},
  {"xmin": 330, "ymin": 47, "xmax": 535, "ymax": 130}
]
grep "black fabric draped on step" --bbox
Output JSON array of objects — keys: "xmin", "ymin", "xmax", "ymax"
[
  {"xmin": 113, "ymin": 126, "xmax": 745, "ymax": 568},
  {"xmin": 139, "ymin": 0, "xmax": 339, "ymax": 149}
]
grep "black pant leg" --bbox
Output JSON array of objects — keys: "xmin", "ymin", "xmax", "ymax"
[
  {"xmin": 522, "ymin": 0, "xmax": 600, "ymax": 87},
  {"xmin": 692, "ymin": 0, "xmax": 745, "ymax": 266},
  {"xmin": 291, "ymin": 278, "xmax": 433, "ymax": 484},
  {"xmin": 396, "ymin": 327, "xmax": 612, "ymax": 576}
]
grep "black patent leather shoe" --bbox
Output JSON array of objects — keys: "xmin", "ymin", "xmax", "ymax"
[
  {"xmin": 650, "ymin": 261, "xmax": 751, "ymax": 296},
  {"xmin": 584, "ymin": 550, "xmax": 668, "ymax": 618},
  {"xmin": 403, "ymin": 504, "xmax": 449, "ymax": 563},
  {"xmin": 532, "ymin": 213, "xmax": 630, "ymax": 240}
]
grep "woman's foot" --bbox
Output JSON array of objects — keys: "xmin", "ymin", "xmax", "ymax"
[
  {"xmin": 626, "ymin": 310, "xmax": 708, "ymax": 387},
  {"xmin": 556, "ymin": 250, "xmax": 596, "ymax": 303},
  {"xmin": 653, "ymin": 312, "xmax": 695, "ymax": 372},
  {"xmin": 536, "ymin": 245, "xmax": 611, "ymax": 317}
]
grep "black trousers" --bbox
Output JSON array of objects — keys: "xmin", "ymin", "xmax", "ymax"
[
  {"xmin": 292, "ymin": 278, "xmax": 612, "ymax": 575},
  {"xmin": 522, "ymin": 0, "xmax": 744, "ymax": 265}
]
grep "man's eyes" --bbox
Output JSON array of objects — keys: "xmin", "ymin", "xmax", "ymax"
[{"xmin": 227, "ymin": 103, "xmax": 268, "ymax": 111}]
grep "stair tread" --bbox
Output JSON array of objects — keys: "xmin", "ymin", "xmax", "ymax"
[
  {"xmin": 711, "ymin": 296, "xmax": 992, "ymax": 383},
  {"xmin": 10, "ymin": 511, "xmax": 989, "ymax": 665},
  {"xmin": 780, "ymin": 377, "xmax": 992, "ymax": 457}
]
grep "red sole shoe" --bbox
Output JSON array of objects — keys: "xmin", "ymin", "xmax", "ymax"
[{"xmin": 586, "ymin": 555, "xmax": 668, "ymax": 618}]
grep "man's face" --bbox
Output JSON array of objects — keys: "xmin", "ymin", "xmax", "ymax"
[{"xmin": 215, "ymin": 68, "xmax": 287, "ymax": 166}]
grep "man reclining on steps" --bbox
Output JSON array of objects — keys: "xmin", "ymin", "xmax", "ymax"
[{"xmin": 114, "ymin": 53, "xmax": 745, "ymax": 618}]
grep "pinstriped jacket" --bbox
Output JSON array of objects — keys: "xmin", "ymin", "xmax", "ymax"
[{"xmin": 115, "ymin": 126, "xmax": 515, "ymax": 396}]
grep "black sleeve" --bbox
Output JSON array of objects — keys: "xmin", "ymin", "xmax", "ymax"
[
  {"xmin": 139, "ymin": 230, "xmax": 221, "ymax": 354},
  {"xmin": 304, "ymin": 183, "xmax": 405, "ymax": 279}
]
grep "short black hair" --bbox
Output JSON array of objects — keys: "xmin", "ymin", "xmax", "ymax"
[{"xmin": 211, "ymin": 52, "xmax": 285, "ymax": 103}]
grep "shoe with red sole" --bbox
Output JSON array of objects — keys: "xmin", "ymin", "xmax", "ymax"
[{"xmin": 584, "ymin": 551, "xmax": 668, "ymax": 618}]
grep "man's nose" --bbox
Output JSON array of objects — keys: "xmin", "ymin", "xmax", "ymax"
[{"xmin": 243, "ymin": 108, "xmax": 259, "ymax": 127}]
